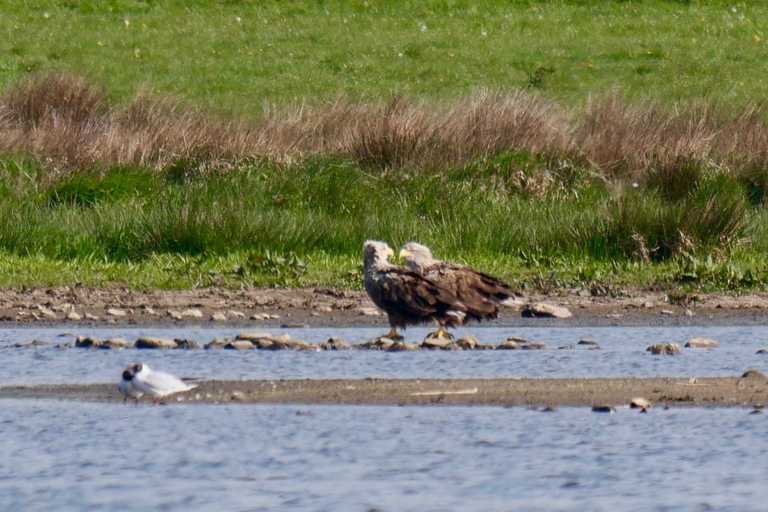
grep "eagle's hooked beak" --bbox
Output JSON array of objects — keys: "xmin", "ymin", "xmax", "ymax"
[
  {"xmin": 399, "ymin": 248, "xmax": 410, "ymax": 259},
  {"xmin": 386, "ymin": 247, "xmax": 395, "ymax": 258}
]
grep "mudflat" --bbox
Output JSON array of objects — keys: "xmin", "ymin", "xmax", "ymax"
[
  {"xmin": 3, "ymin": 286, "xmax": 768, "ymax": 327},
  {"xmin": 3, "ymin": 376, "xmax": 766, "ymax": 408}
]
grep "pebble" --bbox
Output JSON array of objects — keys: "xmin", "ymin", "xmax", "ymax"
[
  {"xmin": 497, "ymin": 340, "xmax": 522, "ymax": 350},
  {"xmin": 174, "ymin": 338, "xmax": 199, "ymax": 349},
  {"xmin": 630, "ymin": 397, "xmax": 652, "ymax": 411},
  {"xmin": 107, "ymin": 308, "xmax": 126, "ymax": 317},
  {"xmin": 522, "ymin": 342, "xmax": 547, "ymax": 350},
  {"xmin": 224, "ymin": 340, "xmax": 255, "ymax": 350},
  {"xmin": 75, "ymin": 336, "xmax": 104, "ymax": 348},
  {"xmin": 66, "ymin": 312, "xmax": 82, "ymax": 321},
  {"xmin": 135, "ymin": 336, "xmax": 177, "ymax": 349},
  {"xmin": 741, "ymin": 370, "xmax": 767, "ymax": 381},
  {"xmin": 205, "ymin": 338, "xmax": 231, "ymax": 349},
  {"xmin": 84, "ymin": 313, "xmax": 100, "ymax": 321},
  {"xmin": 646, "ymin": 342, "xmax": 680, "ymax": 355},
  {"xmin": 167, "ymin": 311, "xmax": 184, "ymax": 320},
  {"xmin": 100, "ymin": 338, "xmax": 130, "ymax": 350},
  {"xmin": 357, "ymin": 307, "xmax": 381, "ymax": 316},
  {"xmin": 181, "ymin": 308, "xmax": 203, "ymax": 319},
  {"xmin": 319, "ymin": 336, "xmax": 351, "ymax": 350},
  {"xmin": 522, "ymin": 302, "xmax": 573, "ymax": 319},
  {"xmin": 210, "ymin": 312, "xmax": 227, "ymax": 322},
  {"xmin": 684, "ymin": 337, "xmax": 720, "ymax": 348},
  {"xmin": 228, "ymin": 310, "xmax": 246, "ymax": 318},
  {"xmin": 578, "ymin": 339, "xmax": 599, "ymax": 346}
]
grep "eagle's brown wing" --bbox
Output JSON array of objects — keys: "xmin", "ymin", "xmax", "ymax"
[
  {"xmin": 425, "ymin": 263, "xmax": 517, "ymax": 320},
  {"xmin": 377, "ymin": 267, "xmax": 466, "ymax": 327}
]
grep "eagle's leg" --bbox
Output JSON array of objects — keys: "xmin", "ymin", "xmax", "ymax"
[
  {"xmin": 425, "ymin": 324, "xmax": 454, "ymax": 341},
  {"xmin": 383, "ymin": 326, "xmax": 404, "ymax": 341}
]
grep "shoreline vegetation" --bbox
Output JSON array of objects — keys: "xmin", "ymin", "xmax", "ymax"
[{"xmin": 1, "ymin": 74, "xmax": 768, "ymax": 293}]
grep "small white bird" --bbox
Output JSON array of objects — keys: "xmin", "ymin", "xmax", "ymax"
[
  {"xmin": 130, "ymin": 363, "xmax": 196, "ymax": 404},
  {"xmin": 118, "ymin": 367, "xmax": 144, "ymax": 404}
]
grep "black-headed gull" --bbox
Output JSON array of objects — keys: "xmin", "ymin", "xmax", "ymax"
[
  {"xmin": 118, "ymin": 367, "xmax": 143, "ymax": 404},
  {"xmin": 130, "ymin": 363, "xmax": 196, "ymax": 403}
]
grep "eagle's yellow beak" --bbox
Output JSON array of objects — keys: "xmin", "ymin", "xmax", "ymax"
[
  {"xmin": 399, "ymin": 249, "xmax": 410, "ymax": 259},
  {"xmin": 386, "ymin": 247, "xmax": 395, "ymax": 258}
]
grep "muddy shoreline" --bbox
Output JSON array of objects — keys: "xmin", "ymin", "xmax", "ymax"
[
  {"xmin": 2, "ymin": 286, "xmax": 768, "ymax": 328},
  {"xmin": 2, "ymin": 377, "xmax": 766, "ymax": 408}
]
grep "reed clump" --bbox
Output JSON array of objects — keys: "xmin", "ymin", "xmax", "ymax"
[{"xmin": 0, "ymin": 74, "xmax": 767, "ymax": 289}]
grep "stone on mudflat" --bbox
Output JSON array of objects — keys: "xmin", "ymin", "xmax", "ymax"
[
  {"xmin": 135, "ymin": 336, "xmax": 177, "ymax": 349},
  {"xmin": 522, "ymin": 303, "xmax": 572, "ymax": 319},
  {"xmin": 741, "ymin": 370, "xmax": 767, "ymax": 381},
  {"xmin": 684, "ymin": 337, "xmax": 720, "ymax": 348},
  {"xmin": 210, "ymin": 312, "xmax": 228, "ymax": 322},
  {"xmin": 320, "ymin": 336, "xmax": 351, "ymax": 350},
  {"xmin": 181, "ymin": 308, "xmax": 203, "ymax": 319},
  {"xmin": 107, "ymin": 308, "xmax": 126, "ymax": 317},
  {"xmin": 578, "ymin": 339, "xmax": 600, "ymax": 346},
  {"xmin": 456, "ymin": 334, "xmax": 480, "ymax": 350},
  {"xmin": 522, "ymin": 342, "xmax": 547, "ymax": 350},
  {"xmin": 84, "ymin": 313, "xmax": 100, "ymax": 321},
  {"xmin": 591, "ymin": 405, "xmax": 616, "ymax": 413},
  {"xmin": 167, "ymin": 310, "xmax": 184, "ymax": 320},
  {"xmin": 75, "ymin": 336, "xmax": 105, "ymax": 348},
  {"xmin": 66, "ymin": 312, "xmax": 82, "ymax": 321},
  {"xmin": 506, "ymin": 336, "xmax": 529, "ymax": 344},
  {"xmin": 497, "ymin": 340, "xmax": 522, "ymax": 350},
  {"xmin": 646, "ymin": 343, "xmax": 680, "ymax": 355}
]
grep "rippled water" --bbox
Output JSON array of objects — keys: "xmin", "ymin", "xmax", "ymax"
[
  {"xmin": 1, "ymin": 400, "xmax": 766, "ymax": 511},
  {"xmin": 0, "ymin": 326, "xmax": 767, "ymax": 385}
]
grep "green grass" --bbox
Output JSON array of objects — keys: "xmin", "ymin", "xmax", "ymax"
[
  {"xmin": 3, "ymin": 1, "xmax": 768, "ymax": 116},
  {"xmin": 0, "ymin": 153, "xmax": 765, "ymax": 292},
  {"xmin": 4, "ymin": 1, "xmax": 768, "ymax": 292}
]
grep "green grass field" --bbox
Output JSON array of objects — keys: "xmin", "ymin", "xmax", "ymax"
[
  {"xmin": 4, "ymin": 1, "xmax": 768, "ymax": 112},
  {"xmin": 3, "ymin": 1, "xmax": 768, "ymax": 292}
]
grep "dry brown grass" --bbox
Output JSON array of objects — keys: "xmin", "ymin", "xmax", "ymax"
[{"xmin": 4, "ymin": 73, "xmax": 768, "ymax": 179}]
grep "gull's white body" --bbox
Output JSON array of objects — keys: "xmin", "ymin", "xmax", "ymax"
[{"xmin": 132, "ymin": 363, "xmax": 196, "ymax": 398}]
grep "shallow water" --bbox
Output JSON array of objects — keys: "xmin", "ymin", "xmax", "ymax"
[
  {"xmin": 0, "ymin": 326, "xmax": 767, "ymax": 385},
  {"xmin": 1, "ymin": 400, "xmax": 766, "ymax": 512}
]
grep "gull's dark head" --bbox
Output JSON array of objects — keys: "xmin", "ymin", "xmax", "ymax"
[{"xmin": 122, "ymin": 370, "xmax": 134, "ymax": 381}]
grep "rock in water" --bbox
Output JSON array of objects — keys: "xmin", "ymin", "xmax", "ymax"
[
  {"xmin": 684, "ymin": 337, "xmax": 719, "ymax": 348},
  {"xmin": 646, "ymin": 343, "xmax": 680, "ymax": 355},
  {"xmin": 135, "ymin": 336, "xmax": 177, "ymax": 349}
]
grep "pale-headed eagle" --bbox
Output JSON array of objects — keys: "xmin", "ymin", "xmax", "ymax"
[
  {"xmin": 363, "ymin": 240, "xmax": 468, "ymax": 340},
  {"xmin": 399, "ymin": 242, "xmax": 521, "ymax": 339}
]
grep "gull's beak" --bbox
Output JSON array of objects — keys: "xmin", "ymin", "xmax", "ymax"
[{"xmin": 399, "ymin": 249, "xmax": 410, "ymax": 259}]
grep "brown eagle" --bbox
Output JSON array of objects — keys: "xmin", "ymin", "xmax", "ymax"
[
  {"xmin": 399, "ymin": 242, "xmax": 521, "ymax": 338},
  {"xmin": 363, "ymin": 240, "xmax": 468, "ymax": 340}
]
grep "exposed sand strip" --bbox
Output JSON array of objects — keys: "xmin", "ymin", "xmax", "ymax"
[{"xmin": 1, "ymin": 377, "xmax": 766, "ymax": 408}]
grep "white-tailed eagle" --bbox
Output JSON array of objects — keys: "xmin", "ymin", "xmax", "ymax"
[
  {"xmin": 363, "ymin": 240, "xmax": 467, "ymax": 340},
  {"xmin": 399, "ymin": 242, "xmax": 521, "ymax": 338}
]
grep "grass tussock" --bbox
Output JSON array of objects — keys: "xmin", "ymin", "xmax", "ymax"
[{"xmin": 2, "ymin": 74, "xmax": 768, "ymax": 290}]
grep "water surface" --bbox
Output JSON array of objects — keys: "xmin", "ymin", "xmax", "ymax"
[{"xmin": 1, "ymin": 400, "xmax": 766, "ymax": 511}]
